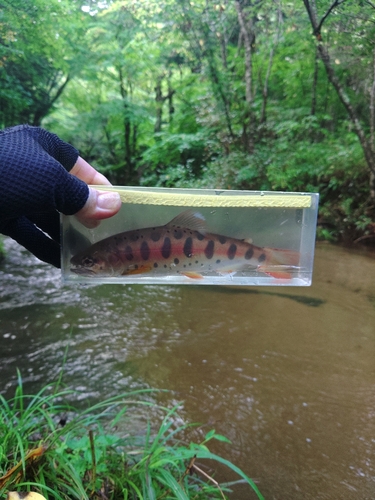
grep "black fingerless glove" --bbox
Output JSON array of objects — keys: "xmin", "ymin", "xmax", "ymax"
[{"xmin": 0, "ymin": 125, "xmax": 89, "ymax": 267}]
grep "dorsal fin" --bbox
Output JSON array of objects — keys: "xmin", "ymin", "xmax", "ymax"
[{"xmin": 166, "ymin": 210, "xmax": 207, "ymax": 234}]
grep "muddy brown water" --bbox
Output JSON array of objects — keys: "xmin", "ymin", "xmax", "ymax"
[{"xmin": 1, "ymin": 238, "xmax": 375, "ymax": 499}]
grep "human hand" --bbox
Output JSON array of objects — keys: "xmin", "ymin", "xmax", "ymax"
[{"xmin": 0, "ymin": 125, "xmax": 121, "ymax": 267}]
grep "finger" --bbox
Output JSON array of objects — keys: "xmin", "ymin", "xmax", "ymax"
[
  {"xmin": 74, "ymin": 187, "xmax": 121, "ymax": 228},
  {"xmin": 69, "ymin": 156, "xmax": 112, "ymax": 186}
]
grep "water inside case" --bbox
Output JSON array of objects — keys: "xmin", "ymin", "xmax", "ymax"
[{"xmin": 61, "ymin": 186, "xmax": 319, "ymax": 286}]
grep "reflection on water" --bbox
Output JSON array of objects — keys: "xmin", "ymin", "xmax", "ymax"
[{"xmin": 1, "ymin": 238, "xmax": 375, "ymax": 499}]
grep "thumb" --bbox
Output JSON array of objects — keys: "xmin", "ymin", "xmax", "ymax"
[{"xmin": 74, "ymin": 188, "xmax": 122, "ymax": 228}]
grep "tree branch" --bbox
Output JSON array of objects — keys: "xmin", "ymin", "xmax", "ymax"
[
  {"xmin": 316, "ymin": 0, "xmax": 347, "ymax": 36},
  {"xmin": 303, "ymin": 0, "xmax": 347, "ymax": 38},
  {"xmin": 364, "ymin": 0, "xmax": 375, "ymax": 9}
]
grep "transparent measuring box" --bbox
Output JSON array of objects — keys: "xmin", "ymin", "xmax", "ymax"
[{"xmin": 61, "ymin": 187, "xmax": 319, "ymax": 286}]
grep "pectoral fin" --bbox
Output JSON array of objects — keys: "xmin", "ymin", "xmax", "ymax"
[
  {"xmin": 180, "ymin": 271, "xmax": 204, "ymax": 279},
  {"xmin": 122, "ymin": 265, "xmax": 153, "ymax": 275},
  {"xmin": 258, "ymin": 265, "xmax": 297, "ymax": 280}
]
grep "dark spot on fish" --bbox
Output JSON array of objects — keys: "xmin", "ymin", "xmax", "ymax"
[
  {"xmin": 196, "ymin": 232, "xmax": 205, "ymax": 241},
  {"xmin": 164, "ymin": 264, "xmax": 167, "ymax": 268},
  {"xmin": 151, "ymin": 231, "xmax": 161, "ymax": 242},
  {"xmin": 216, "ymin": 259, "xmax": 221, "ymax": 264},
  {"xmin": 258, "ymin": 253, "xmax": 266, "ymax": 263},
  {"xmin": 227, "ymin": 243, "xmax": 237, "ymax": 260},
  {"xmin": 183, "ymin": 237, "xmax": 193, "ymax": 258},
  {"xmin": 161, "ymin": 237, "xmax": 171, "ymax": 259},
  {"xmin": 258, "ymin": 253, "xmax": 266, "ymax": 262},
  {"xmin": 140, "ymin": 241, "xmax": 150, "ymax": 260},
  {"xmin": 218, "ymin": 235, "xmax": 227, "ymax": 244},
  {"xmin": 245, "ymin": 247, "xmax": 254, "ymax": 260},
  {"xmin": 174, "ymin": 258, "xmax": 179, "ymax": 265},
  {"xmin": 174, "ymin": 229, "xmax": 183, "ymax": 239},
  {"xmin": 154, "ymin": 262, "xmax": 158, "ymax": 268},
  {"xmin": 124, "ymin": 245, "xmax": 133, "ymax": 261},
  {"xmin": 204, "ymin": 240, "xmax": 215, "ymax": 259},
  {"xmin": 130, "ymin": 233, "xmax": 139, "ymax": 242},
  {"xmin": 134, "ymin": 264, "xmax": 138, "ymax": 270},
  {"xmin": 195, "ymin": 260, "xmax": 199, "ymax": 264}
]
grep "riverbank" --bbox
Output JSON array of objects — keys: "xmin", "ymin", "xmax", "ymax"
[{"xmin": 0, "ymin": 377, "xmax": 263, "ymax": 500}]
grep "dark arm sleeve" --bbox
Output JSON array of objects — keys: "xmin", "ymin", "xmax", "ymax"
[
  {"xmin": 0, "ymin": 125, "xmax": 90, "ymax": 267},
  {"xmin": 0, "ymin": 124, "xmax": 89, "ymax": 220}
]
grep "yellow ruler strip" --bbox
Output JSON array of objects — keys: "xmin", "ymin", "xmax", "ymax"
[{"xmin": 91, "ymin": 186, "xmax": 312, "ymax": 208}]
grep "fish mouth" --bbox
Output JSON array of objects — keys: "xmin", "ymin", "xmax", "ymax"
[{"xmin": 70, "ymin": 267, "xmax": 96, "ymax": 276}]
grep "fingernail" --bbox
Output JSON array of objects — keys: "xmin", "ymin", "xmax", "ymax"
[{"xmin": 97, "ymin": 192, "xmax": 121, "ymax": 211}]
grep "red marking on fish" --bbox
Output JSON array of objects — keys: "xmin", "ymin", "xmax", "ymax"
[{"xmin": 70, "ymin": 211, "xmax": 300, "ymax": 279}]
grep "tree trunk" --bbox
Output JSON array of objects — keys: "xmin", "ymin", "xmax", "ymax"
[
  {"xmin": 303, "ymin": 0, "xmax": 375, "ymax": 200},
  {"xmin": 154, "ymin": 73, "xmax": 175, "ymax": 134},
  {"xmin": 318, "ymin": 33, "xmax": 375, "ymax": 183},
  {"xmin": 167, "ymin": 71, "xmax": 175, "ymax": 123},
  {"xmin": 32, "ymin": 74, "xmax": 71, "ymax": 126},
  {"xmin": 118, "ymin": 66, "xmax": 133, "ymax": 182},
  {"xmin": 154, "ymin": 76, "xmax": 163, "ymax": 134},
  {"xmin": 260, "ymin": 0, "xmax": 282, "ymax": 125},
  {"xmin": 370, "ymin": 46, "xmax": 375, "ymax": 199},
  {"xmin": 311, "ymin": 46, "xmax": 319, "ymax": 116},
  {"xmin": 235, "ymin": 1, "xmax": 254, "ymax": 153},
  {"xmin": 176, "ymin": 1, "xmax": 234, "ymax": 140}
]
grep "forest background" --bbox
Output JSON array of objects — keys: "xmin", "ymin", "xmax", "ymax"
[{"xmin": 1, "ymin": 0, "xmax": 375, "ymax": 244}]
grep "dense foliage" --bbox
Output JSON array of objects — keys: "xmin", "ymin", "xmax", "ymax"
[{"xmin": 2, "ymin": 0, "xmax": 375, "ymax": 242}]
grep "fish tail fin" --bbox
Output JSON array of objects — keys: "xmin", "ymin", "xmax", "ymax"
[{"xmin": 259, "ymin": 248, "xmax": 300, "ymax": 279}]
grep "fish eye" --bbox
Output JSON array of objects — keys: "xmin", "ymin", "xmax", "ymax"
[{"xmin": 82, "ymin": 256, "xmax": 95, "ymax": 267}]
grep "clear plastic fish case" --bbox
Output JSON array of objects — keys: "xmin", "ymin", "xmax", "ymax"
[{"xmin": 61, "ymin": 187, "xmax": 319, "ymax": 286}]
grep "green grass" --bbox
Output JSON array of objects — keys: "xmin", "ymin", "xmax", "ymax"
[{"xmin": 0, "ymin": 371, "xmax": 264, "ymax": 500}]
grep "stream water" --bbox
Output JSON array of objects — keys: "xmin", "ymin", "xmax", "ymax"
[{"xmin": 1, "ymin": 237, "xmax": 375, "ymax": 499}]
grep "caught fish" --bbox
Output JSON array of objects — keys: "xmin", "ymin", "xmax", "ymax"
[{"xmin": 70, "ymin": 211, "xmax": 300, "ymax": 279}]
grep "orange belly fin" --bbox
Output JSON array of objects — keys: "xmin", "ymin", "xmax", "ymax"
[
  {"xmin": 122, "ymin": 265, "xmax": 153, "ymax": 276},
  {"xmin": 259, "ymin": 267, "xmax": 296, "ymax": 280},
  {"xmin": 180, "ymin": 271, "xmax": 204, "ymax": 279}
]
